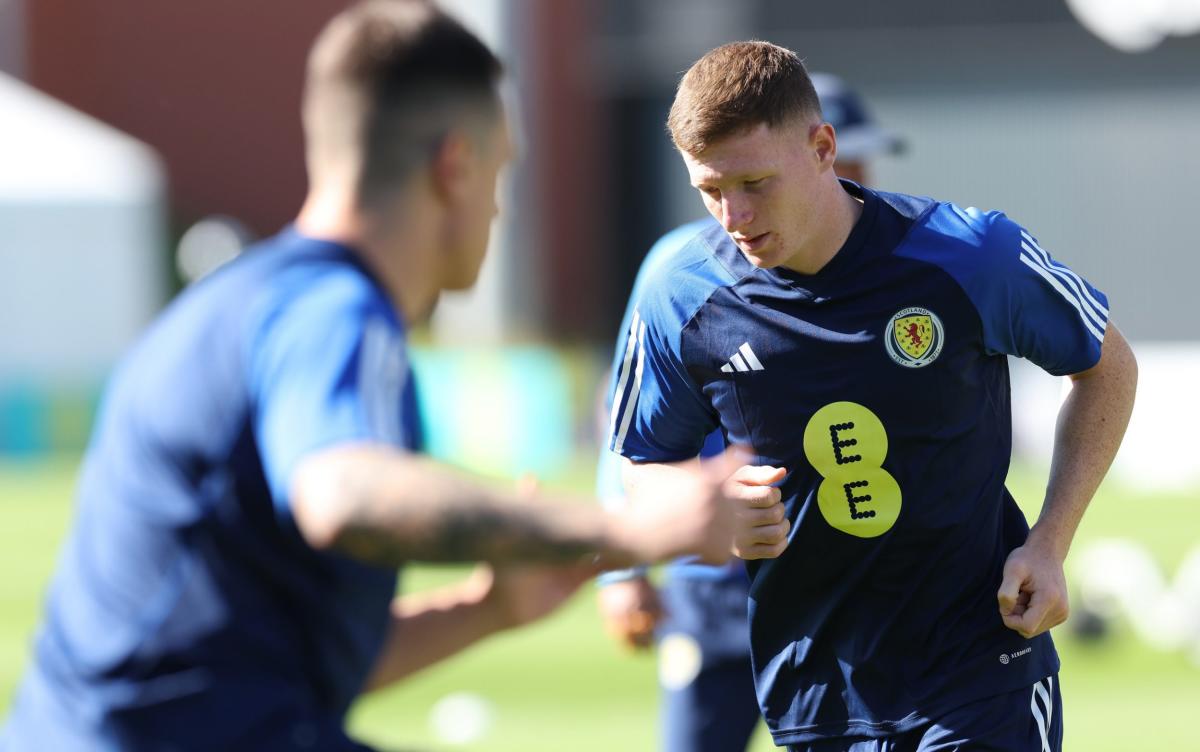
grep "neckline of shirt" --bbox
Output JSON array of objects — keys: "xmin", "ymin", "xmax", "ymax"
[
  {"xmin": 766, "ymin": 179, "xmax": 881, "ymax": 294},
  {"xmin": 278, "ymin": 224, "xmax": 408, "ymax": 331}
]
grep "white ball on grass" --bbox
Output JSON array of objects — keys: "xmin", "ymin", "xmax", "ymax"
[{"xmin": 428, "ymin": 692, "xmax": 495, "ymax": 746}]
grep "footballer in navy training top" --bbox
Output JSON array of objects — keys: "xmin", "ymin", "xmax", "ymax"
[{"xmin": 608, "ymin": 40, "xmax": 1136, "ymax": 751}]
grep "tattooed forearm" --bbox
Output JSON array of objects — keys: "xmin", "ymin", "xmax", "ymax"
[
  {"xmin": 301, "ymin": 446, "xmax": 626, "ymax": 567},
  {"xmin": 336, "ymin": 502, "xmax": 608, "ymax": 566}
]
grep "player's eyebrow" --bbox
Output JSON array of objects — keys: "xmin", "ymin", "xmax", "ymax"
[
  {"xmin": 688, "ymin": 167, "xmax": 722, "ymax": 189},
  {"xmin": 691, "ymin": 170, "xmax": 768, "ymax": 189}
]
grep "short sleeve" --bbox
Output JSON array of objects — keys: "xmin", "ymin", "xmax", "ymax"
[
  {"xmin": 606, "ymin": 304, "xmax": 719, "ymax": 463},
  {"xmin": 975, "ymin": 217, "xmax": 1109, "ymax": 375},
  {"xmin": 249, "ymin": 283, "xmax": 420, "ymax": 512},
  {"xmin": 911, "ymin": 205, "xmax": 1111, "ymax": 378},
  {"xmin": 598, "ymin": 221, "xmax": 716, "ymax": 494}
]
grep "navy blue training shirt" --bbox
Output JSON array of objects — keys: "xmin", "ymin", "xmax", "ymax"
[
  {"xmin": 607, "ymin": 182, "xmax": 1108, "ymax": 746},
  {"xmin": 3, "ymin": 229, "xmax": 421, "ymax": 751}
]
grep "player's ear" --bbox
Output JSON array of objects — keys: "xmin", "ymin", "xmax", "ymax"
[
  {"xmin": 429, "ymin": 129, "xmax": 474, "ymax": 204},
  {"xmin": 810, "ymin": 122, "xmax": 837, "ymax": 171}
]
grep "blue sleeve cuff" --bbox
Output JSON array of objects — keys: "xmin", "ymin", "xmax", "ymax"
[{"xmin": 595, "ymin": 567, "xmax": 649, "ymax": 587}]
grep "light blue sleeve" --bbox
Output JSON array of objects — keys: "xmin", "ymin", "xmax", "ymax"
[
  {"xmin": 606, "ymin": 288, "xmax": 720, "ymax": 464},
  {"xmin": 596, "ymin": 221, "xmax": 719, "ymax": 583},
  {"xmin": 597, "ymin": 221, "xmax": 715, "ymax": 498},
  {"xmin": 249, "ymin": 276, "xmax": 417, "ymax": 513}
]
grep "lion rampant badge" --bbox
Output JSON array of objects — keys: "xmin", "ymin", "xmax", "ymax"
[{"xmin": 884, "ymin": 307, "xmax": 944, "ymax": 368}]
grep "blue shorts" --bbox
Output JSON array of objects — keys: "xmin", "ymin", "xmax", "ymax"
[
  {"xmin": 788, "ymin": 675, "xmax": 1062, "ymax": 752},
  {"xmin": 657, "ymin": 573, "xmax": 761, "ymax": 752}
]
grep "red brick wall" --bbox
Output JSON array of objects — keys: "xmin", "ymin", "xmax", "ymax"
[
  {"xmin": 527, "ymin": 0, "xmax": 610, "ymax": 338},
  {"xmin": 28, "ymin": 0, "xmax": 346, "ymax": 234},
  {"xmin": 27, "ymin": 0, "xmax": 615, "ymax": 338}
]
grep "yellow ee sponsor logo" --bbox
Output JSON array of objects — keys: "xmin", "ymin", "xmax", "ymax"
[{"xmin": 802, "ymin": 401, "xmax": 902, "ymax": 538}]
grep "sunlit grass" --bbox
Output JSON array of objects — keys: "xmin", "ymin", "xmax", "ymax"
[{"xmin": 1, "ymin": 455, "xmax": 1196, "ymax": 751}]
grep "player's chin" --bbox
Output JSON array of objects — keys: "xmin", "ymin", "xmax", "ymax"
[
  {"xmin": 443, "ymin": 263, "xmax": 484, "ymax": 291},
  {"xmin": 738, "ymin": 243, "xmax": 788, "ymax": 270},
  {"xmin": 740, "ymin": 250, "xmax": 783, "ymax": 270},
  {"xmin": 442, "ymin": 276, "xmax": 476, "ymax": 292}
]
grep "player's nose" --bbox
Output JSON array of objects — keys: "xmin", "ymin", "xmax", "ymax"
[{"xmin": 721, "ymin": 197, "xmax": 754, "ymax": 234}]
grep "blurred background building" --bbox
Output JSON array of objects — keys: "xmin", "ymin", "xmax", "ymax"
[{"xmin": 2, "ymin": 0, "xmax": 1199, "ymax": 482}]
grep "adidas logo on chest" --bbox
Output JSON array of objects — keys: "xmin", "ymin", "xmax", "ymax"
[{"xmin": 719, "ymin": 342, "xmax": 765, "ymax": 373}]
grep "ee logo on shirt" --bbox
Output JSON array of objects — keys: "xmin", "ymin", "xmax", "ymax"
[{"xmin": 802, "ymin": 401, "xmax": 902, "ymax": 538}]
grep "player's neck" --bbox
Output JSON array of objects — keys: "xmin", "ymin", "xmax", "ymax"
[
  {"xmin": 296, "ymin": 186, "xmax": 441, "ymax": 325},
  {"xmin": 780, "ymin": 179, "xmax": 864, "ymax": 276},
  {"xmin": 296, "ymin": 188, "xmax": 365, "ymax": 246}
]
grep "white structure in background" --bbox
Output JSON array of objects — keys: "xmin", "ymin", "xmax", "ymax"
[
  {"xmin": 0, "ymin": 73, "xmax": 167, "ymax": 386},
  {"xmin": 1011, "ymin": 344, "xmax": 1200, "ymax": 493},
  {"xmin": 1066, "ymin": 0, "xmax": 1200, "ymax": 53}
]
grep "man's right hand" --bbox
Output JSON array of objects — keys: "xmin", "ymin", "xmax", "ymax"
[
  {"xmin": 726, "ymin": 464, "xmax": 789, "ymax": 560},
  {"xmin": 596, "ymin": 577, "xmax": 663, "ymax": 650}
]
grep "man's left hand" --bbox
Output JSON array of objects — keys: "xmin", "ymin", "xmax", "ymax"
[
  {"xmin": 476, "ymin": 563, "xmax": 596, "ymax": 630},
  {"xmin": 997, "ymin": 536, "xmax": 1069, "ymax": 639}
]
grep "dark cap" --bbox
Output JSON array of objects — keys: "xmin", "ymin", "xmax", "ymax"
[{"xmin": 811, "ymin": 72, "xmax": 905, "ymax": 161}]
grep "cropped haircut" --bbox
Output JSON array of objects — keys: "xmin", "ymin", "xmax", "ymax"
[
  {"xmin": 667, "ymin": 41, "xmax": 822, "ymax": 154},
  {"xmin": 303, "ymin": 0, "xmax": 503, "ymax": 204}
]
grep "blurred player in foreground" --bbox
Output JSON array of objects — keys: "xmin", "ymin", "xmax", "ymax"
[
  {"xmin": 596, "ymin": 73, "xmax": 904, "ymax": 752},
  {"xmin": 607, "ymin": 41, "xmax": 1137, "ymax": 751},
  {"xmin": 0, "ymin": 2, "xmax": 743, "ymax": 749}
]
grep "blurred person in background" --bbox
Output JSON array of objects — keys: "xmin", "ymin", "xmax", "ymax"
[
  {"xmin": 0, "ymin": 2, "xmax": 744, "ymax": 750},
  {"xmin": 596, "ymin": 72, "xmax": 904, "ymax": 752},
  {"xmin": 607, "ymin": 41, "xmax": 1137, "ymax": 752}
]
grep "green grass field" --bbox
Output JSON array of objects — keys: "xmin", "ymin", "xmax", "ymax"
[{"xmin": 1, "ymin": 455, "xmax": 1197, "ymax": 751}]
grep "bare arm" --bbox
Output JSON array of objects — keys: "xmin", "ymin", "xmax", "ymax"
[
  {"xmin": 291, "ymin": 444, "xmax": 739, "ymax": 568},
  {"xmin": 622, "ymin": 454, "xmax": 789, "ymax": 561},
  {"xmin": 998, "ymin": 322, "xmax": 1138, "ymax": 637},
  {"xmin": 364, "ymin": 563, "xmax": 593, "ymax": 691},
  {"xmin": 1029, "ymin": 323, "xmax": 1137, "ymax": 557},
  {"xmin": 293, "ymin": 445, "xmax": 621, "ymax": 565}
]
